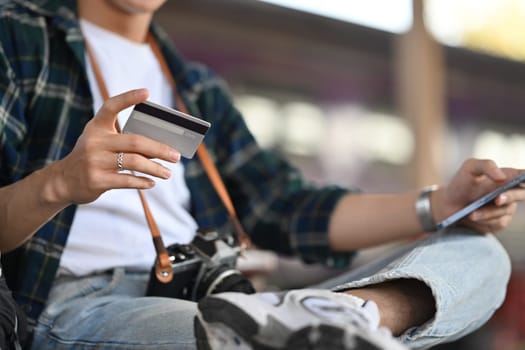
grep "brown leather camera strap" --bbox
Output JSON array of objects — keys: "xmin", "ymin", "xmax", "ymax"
[
  {"xmin": 85, "ymin": 34, "xmax": 252, "ymax": 283},
  {"xmin": 147, "ymin": 35, "xmax": 252, "ymax": 251}
]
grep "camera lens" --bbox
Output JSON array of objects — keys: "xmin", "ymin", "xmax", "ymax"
[{"xmin": 195, "ymin": 264, "xmax": 255, "ymax": 300}]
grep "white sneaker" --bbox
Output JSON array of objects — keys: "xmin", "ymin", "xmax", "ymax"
[{"xmin": 194, "ymin": 288, "xmax": 408, "ymax": 350}]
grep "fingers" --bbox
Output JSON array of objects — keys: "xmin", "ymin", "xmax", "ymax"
[
  {"xmin": 85, "ymin": 152, "xmax": 168, "ymax": 192},
  {"xmin": 96, "ymin": 172, "xmax": 157, "ymax": 191},
  {"xmin": 465, "ymin": 193, "xmax": 519, "ymax": 233},
  {"xmin": 464, "ymin": 209, "xmax": 513, "ymax": 235},
  {"xmin": 467, "ymin": 214, "xmax": 513, "ymax": 234},
  {"xmin": 494, "ymin": 187, "xmax": 525, "ymax": 206},
  {"xmin": 111, "ymin": 133, "xmax": 181, "ymax": 164},
  {"xmin": 465, "ymin": 158, "xmax": 506, "ymax": 182},
  {"xmin": 116, "ymin": 153, "xmax": 172, "ymax": 180},
  {"xmin": 468, "ymin": 187, "xmax": 525, "ymax": 222},
  {"xmin": 469, "ymin": 202, "xmax": 517, "ymax": 222},
  {"xmin": 85, "ymin": 89, "xmax": 181, "ymax": 179},
  {"xmin": 455, "ymin": 176, "xmax": 525, "ymax": 234},
  {"xmin": 82, "ymin": 164, "xmax": 157, "ymax": 191},
  {"xmin": 93, "ymin": 89, "xmax": 149, "ymax": 129}
]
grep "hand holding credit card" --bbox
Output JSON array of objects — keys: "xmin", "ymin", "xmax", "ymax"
[
  {"xmin": 436, "ymin": 171, "xmax": 525, "ymax": 231},
  {"xmin": 123, "ymin": 100, "xmax": 211, "ymax": 159}
]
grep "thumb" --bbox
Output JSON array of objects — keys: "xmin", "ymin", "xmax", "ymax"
[{"xmin": 94, "ymin": 88, "xmax": 149, "ymax": 128}]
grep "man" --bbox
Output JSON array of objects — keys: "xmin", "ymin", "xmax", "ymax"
[{"xmin": 0, "ymin": 0, "xmax": 522, "ymax": 349}]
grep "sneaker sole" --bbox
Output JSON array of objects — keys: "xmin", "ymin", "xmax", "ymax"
[{"xmin": 195, "ymin": 296, "xmax": 383, "ymax": 350}]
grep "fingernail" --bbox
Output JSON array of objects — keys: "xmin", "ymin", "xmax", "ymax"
[
  {"xmin": 472, "ymin": 212, "xmax": 480, "ymax": 221},
  {"xmin": 499, "ymin": 194, "xmax": 508, "ymax": 204},
  {"xmin": 170, "ymin": 150, "xmax": 181, "ymax": 162},
  {"xmin": 136, "ymin": 88, "xmax": 148, "ymax": 98},
  {"xmin": 147, "ymin": 179, "xmax": 155, "ymax": 188},
  {"xmin": 163, "ymin": 168, "xmax": 172, "ymax": 179}
]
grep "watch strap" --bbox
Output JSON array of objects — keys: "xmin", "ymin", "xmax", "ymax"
[{"xmin": 415, "ymin": 185, "xmax": 439, "ymax": 233}]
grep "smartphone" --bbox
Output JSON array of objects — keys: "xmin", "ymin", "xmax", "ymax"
[
  {"xmin": 123, "ymin": 101, "xmax": 211, "ymax": 159},
  {"xmin": 436, "ymin": 172, "xmax": 525, "ymax": 231}
]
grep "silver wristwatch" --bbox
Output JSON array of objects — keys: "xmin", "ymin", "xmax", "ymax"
[{"xmin": 415, "ymin": 185, "xmax": 439, "ymax": 233}]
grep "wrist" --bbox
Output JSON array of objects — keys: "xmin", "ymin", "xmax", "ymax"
[{"xmin": 38, "ymin": 161, "xmax": 70, "ymax": 208}]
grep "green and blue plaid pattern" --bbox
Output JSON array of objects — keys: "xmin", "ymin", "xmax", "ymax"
[{"xmin": 0, "ymin": 0, "xmax": 354, "ymax": 326}]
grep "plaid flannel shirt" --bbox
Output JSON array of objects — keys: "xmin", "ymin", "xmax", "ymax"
[{"xmin": 0, "ymin": 0, "xmax": 355, "ymax": 326}]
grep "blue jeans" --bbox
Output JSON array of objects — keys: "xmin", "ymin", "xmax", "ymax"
[{"xmin": 31, "ymin": 229, "xmax": 511, "ymax": 350}]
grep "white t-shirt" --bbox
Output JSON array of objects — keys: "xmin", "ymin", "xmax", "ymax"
[{"xmin": 59, "ymin": 19, "xmax": 198, "ymax": 276}]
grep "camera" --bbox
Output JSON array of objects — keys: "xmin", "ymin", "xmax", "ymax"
[{"xmin": 146, "ymin": 229, "xmax": 255, "ymax": 301}]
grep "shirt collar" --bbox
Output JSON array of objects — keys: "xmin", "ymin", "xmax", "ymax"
[{"xmin": 14, "ymin": 0, "xmax": 85, "ymax": 66}]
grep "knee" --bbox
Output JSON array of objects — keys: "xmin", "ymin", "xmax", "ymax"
[
  {"xmin": 472, "ymin": 233, "xmax": 511, "ymax": 288},
  {"xmin": 487, "ymin": 234, "xmax": 512, "ymax": 304},
  {"xmin": 444, "ymin": 230, "xmax": 511, "ymax": 309},
  {"xmin": 402, "ymin": 232, "xmax": 512, "ymax": 348}
]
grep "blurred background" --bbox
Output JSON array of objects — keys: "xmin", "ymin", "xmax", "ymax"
[{"xmin": 155, "ymin": 0, "xmax": 525, "ymax": 348}]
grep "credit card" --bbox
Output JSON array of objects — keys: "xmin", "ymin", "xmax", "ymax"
[{"xmin": 123, "ymin": 101, "xmax": 211, "ymax": 159}]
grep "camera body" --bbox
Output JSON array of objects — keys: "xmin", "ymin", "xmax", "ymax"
[{"xmin": 146, "ymin": 229, "xmax": 255, "ymax": 301}]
